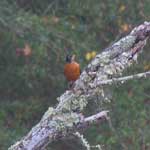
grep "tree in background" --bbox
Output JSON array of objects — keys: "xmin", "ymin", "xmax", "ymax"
[{"xmin": 0, "ymin": 0, "xmax": 150, "ymax": 149}]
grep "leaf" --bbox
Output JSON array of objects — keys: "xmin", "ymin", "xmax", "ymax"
[
  {"xmin": 23, "ymin": 44, "xmax": 32, "ymax": 56},
  {"xmin": 119, "ymin": 5, "xmax": 126, "ymax": 13}
]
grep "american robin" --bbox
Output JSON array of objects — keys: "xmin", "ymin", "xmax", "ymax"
[{"xmin": 64, "ymin": 54, "xmax": 80, "ymax": 88}]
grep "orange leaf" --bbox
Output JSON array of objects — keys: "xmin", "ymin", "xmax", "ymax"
[
  {"xmin": 23, "ymin": 44, "xmax": 32, "ymax": 56},
  {"xmin": 144, "ymin": 64, "xmax": 150, "ymax": 71},
  {"xmin": 120, "ymin": 23, "xmax": 130, "ymax": 32}
]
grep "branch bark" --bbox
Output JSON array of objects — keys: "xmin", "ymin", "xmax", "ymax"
[
  {"xmin": 9, "ymin": 22, "xmax": 150, "ymax": 150},
  {"xmin": 90, "ymin": 71, "xmax": 150, "ymax": 87}
]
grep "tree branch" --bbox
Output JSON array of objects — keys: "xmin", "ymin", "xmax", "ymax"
[
  {"xmin": 89, "ymin": 71, "xmax": 150, "ymax": 87},
  {"xmin": 9, "ymin": 22, "xmax": 150, "ymax": 150},
  {"xmin": 74, "ymin": 132, "xmax": 102, "ymax": 150}
]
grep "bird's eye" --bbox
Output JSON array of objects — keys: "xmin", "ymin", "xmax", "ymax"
[{"xmin": 66, "ymin": 55, "xmax": 72, "ymax": 62}]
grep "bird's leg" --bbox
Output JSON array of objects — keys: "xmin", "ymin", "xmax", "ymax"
[{"xmin": 68, "ymin": 81, "xmax": 75, "ymax": 90}]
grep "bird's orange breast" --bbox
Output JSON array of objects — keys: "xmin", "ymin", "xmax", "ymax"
[{"xmin": 64, "ymin": 62, "xmax": 80, "ymax": 81}]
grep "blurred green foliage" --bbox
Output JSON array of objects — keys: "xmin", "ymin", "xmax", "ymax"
[{"xmin": 0, "ymin": 0, "xmax": 150, "ymax": 149}]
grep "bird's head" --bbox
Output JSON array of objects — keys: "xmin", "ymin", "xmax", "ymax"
[{"xmin": 66, "ymin": 54, "xmax": 76, "ymax": 63}]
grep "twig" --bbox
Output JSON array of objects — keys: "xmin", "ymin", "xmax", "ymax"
[
  {"xmin": 74, "ymin": 132, "xmax": 102, "ymax": 150},
  {"xmin": 42, "ymin": 1, "xmax": 56, "ymax": 15},
  {"xmin": 90, "ymin": 71, "xmax": 150, "ymax": 87},
  {"xmin": 84, "ymin": 111, "xmax": 109, "ymax": 124}
]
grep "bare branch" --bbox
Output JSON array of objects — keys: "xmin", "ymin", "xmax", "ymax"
[
  {"xmin": 9, "ymin": 22, "xmax": 150, "ymax": 150},
  {"xmin": 74, "ymin": 132, "xmax": 102, "ymax": 150},
  {"xmin": 90, "ymin": 71, "xmax": 150, "ymax": 87},
  {"xmin": 84, "ymin": 111, "xmax": 109, "ymax": 124}
]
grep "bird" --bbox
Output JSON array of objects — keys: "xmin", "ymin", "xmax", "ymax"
[{"xmin": 64, "ymin": 54, "xmax": 80, "ymax": 88}]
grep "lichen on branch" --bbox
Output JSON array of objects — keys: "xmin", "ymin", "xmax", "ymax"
[{"xmin": 9, "ymin": 22, "xmax": 150, "ymax": 150}]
